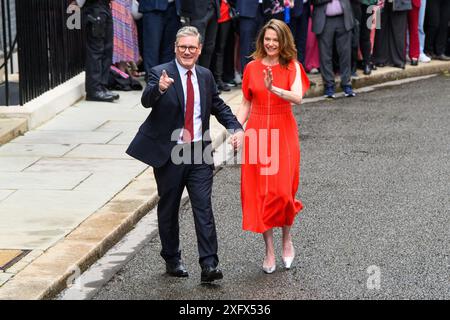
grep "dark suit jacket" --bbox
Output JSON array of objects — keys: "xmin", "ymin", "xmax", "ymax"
[
  {"xmin": 138, "ymin": 0, "xmax": 181, "ymax": 13},
  {"xmin": 312, "ymin": 0, "xmax": 354, "ymax": 35},
  {"xmin": 179, "ymin": 0, "xmax": 220, "ymax": 19},
  {"xmin": 392, "ymin": 0, "xmax": 412, "ymax": 11},
  {"xmin": 292, "ymin": 0, "xmax": 311, "ymax": 17},
  {"xmin": 126, "ymin": 60, "xmax": 243, "ymax": 168},
  {"xmin": 236, "ymin": 0, "xmax": 260, "ymax": 18}
]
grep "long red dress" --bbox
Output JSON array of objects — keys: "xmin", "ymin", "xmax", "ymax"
[{"xmin": 241, "ymin": 59, "xmax": 310, "ymax": 233}]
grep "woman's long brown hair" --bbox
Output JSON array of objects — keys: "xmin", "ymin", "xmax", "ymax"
[{"xmin": 251, "ymin": 19, "xmax": 298, "ymax": 68}]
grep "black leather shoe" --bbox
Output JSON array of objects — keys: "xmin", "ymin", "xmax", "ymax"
[
  {"xmin": 410, "ymin": 58, "xmax": 419, "ymax": 66},
  {"xmin": 86, "ymin": 91, "xmax": 114, "ymax": 102},
  {"xmin": 435, "ymin": 54, "xmax": 450, "ymax": 61},
  {"xmin": 166, "ymin": 261, "xmax": 189, "ymax": 278},
  {"xmin": 217, "ymin": 81, "xmax": 231, "ymax": 92},
  {"xmin": 201, "ymin": 266, "xmax": 223, "ymax": 282},
  {"xmin": 105, "ymin": 90, "xmax": 120, "ymax": 100},
  {"xmin": 393, "ymin": 63, "xmax": 405, "ymax": 69},
  {"xmin": 363, "ymin": 64, "xmax": 372, "ymax": 75},
  {"xmin": 424, "ymin": 51, "xmax": 436, "ymax": 59}
]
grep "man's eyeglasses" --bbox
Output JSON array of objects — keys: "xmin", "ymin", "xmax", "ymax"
[{"xmin": 176, "ymin": 45, "xmax": 199, "ymax": 53}]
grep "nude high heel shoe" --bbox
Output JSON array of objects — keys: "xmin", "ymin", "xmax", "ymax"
[
  {"xmin": 282, "ymin": 242, "xmax": 295, "ymax": 269},
  {"xmin": 262, "ymin": 264, "xmax": 276, "ymax": 274},
  {"xmin": 262, "ymin": 257, "xmax": 276, "ymax": 274}
]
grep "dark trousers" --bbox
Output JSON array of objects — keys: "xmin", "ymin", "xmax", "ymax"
[
  {"xmin": 289, "ymin": 3, "xmax": 310, "ymax": 66},
  {"xmin": 317, "ymin": 15, "xmax": 352, "ymax": 88},
  {"xmin": 222, "ymin": 25, "xmax": 237, "ymax": 83},
  {"xmin": 359, "ymin": 4, "xmax": 373, "ymax": 65},
  {"xmin": 190, "ymin": 2, "xmax": 219, "ymax": 69},
  {"xmin": 239, "ymin": 5, "xmax": 265, "ymax": 72},
  {"xmin": 351, "ymin": 2, "xmax": 361, "ymax": 73},
  {"xmin": 153, "ymin": 144, "xmax": 218, "ymax": 268},
  {"xmin": 372, "ymin": 3, "xmax": 407, "ymax": 67},
  {"xmin": 142, "ymin": 3, "xmax": 180, "ymax": 76},
  {"xmin": 83, "ymin": 3, "xmax": 113, "ymax": 95},
  {"xmin": 212, "ymin": 20, "xmax": 232, "ymax": 82},
  {"xmin": 424, "ymin": 0, "xmax": 450, "ymax": 55}
]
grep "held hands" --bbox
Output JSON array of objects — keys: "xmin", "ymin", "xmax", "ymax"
[
  {"xmin": 229, "ymin": 130, "xmax": 245, "ymax": 151},
  {"xmin": 159, "ymin": 70, "xmax": 174, "ymax": 93},
  {"xmin": 263, "ymin": 67, "xmax": 273, "ymax": 92}
]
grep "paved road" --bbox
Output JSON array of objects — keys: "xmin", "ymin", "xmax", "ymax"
[{"xmin": 93, "ymin": 75, "xmax": 450, "ymax": 300}]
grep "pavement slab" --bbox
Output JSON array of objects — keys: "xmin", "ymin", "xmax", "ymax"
[
  {"xmin": 0, "ymin": 171, "xmax": 91, "ymax": 190},
  {"xmin": 23, "ymin": 158, "xmax": 146, "ymax": 173},
  {"xmin": 0, "ymin": 156, "xmax": 40, "ymax": 172},
  {"xmin": 106, "ymin": 132, "xmax": 137, "ymax": 145},
  {"xmin": 0, "ymin": 190, "xmax": 15, "ymax": 202},
  {"xmin": 0, "ymin": 143, "xmax": 77, "ymax": 157},
  {"xmin": 12, "ymin": 130, "xmax": 120, "ymax": 145},
  {"xmin": 95, "ymin": 120, "xmax": 142, "ymax": 132},
  {"xmin": 36, "ymin": 115, "xmax": 108, "ymax": 132},
  {"xmin": 61, "ymin": 105, "xmax": 149, "ymax": 122},
  {"xmin": 0, "ymin": 273, "xmax": 13, "ymax": 287},
  {"xmin": 63, "ymin": 144, "xmax": 132, "ymax": 159}
]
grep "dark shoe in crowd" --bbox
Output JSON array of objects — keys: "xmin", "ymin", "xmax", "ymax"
[
  {"xmin": 370, "ymin": 63, "xmax": 377, "ymax": 71},
  {"xmin": 217, "ymin": 81, "xmax": 231, "ymax": 92},
  {"xmin": 375, "ymin": 63, "xmax": 385, "ymax": 68},
  {"xmin": 435, "ymin": 54, "xmax": 450, "ymax": 61},
  {"xmin": 225, "ymin": 80, "xmax": 237, "ymax": 87},
  {"xmin": 104, "ymin": 90, "xmax": 120, "ymax": 100},
  {"xmin": 424, "ymin": 51, "xmax": 436, "ymax": 59},
  {"xmin": 363, "ymin": 64, "xmax": 372, "ymax": 75},
  {"xmin": 393, "ymin": 63, "xmax": 405, "ymax": 69},
  {"xmin": 342, "ymin": 85, "xmax": 356, "ymax": 97},
  {"xmin": 166, "ymin": 261, "xmax": 189, "ymax": 278},
  {"xmin": 410, "ymin": 58, "xmax": 419, "ymax": 66},
  {"xmin": 200, "ymin": 266, "xmax": 223, "ymax": 283},
  {"xmin": 86, "ymin": 91, "xmax": 115, "ymax": 103},
  {"xmin": 324, "ymin": 85, "xmax": 336, "ymax": 99}
]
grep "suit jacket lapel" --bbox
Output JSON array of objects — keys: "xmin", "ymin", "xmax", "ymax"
[
  {"xmin": 169, "ymin": 60, "xmax": 185, "ymax": 115},
  {"xmin": 196, "ymin": 66, "xmax": 207, "ymax": 125}
]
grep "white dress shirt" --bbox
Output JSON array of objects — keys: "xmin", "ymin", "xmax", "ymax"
[{"xmin": 175, "ymin": 60, "xmax": 202, "ymax": 144}]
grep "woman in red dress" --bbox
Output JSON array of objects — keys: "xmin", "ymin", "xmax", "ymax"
[{"xmin": 231, "ymin": 19, "xmax": 310, "ymax": 274}]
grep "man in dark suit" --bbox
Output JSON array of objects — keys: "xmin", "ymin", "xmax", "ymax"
[
  {"xmin": 179, "ymin": 0, "xmax": 220, "ymax": 69},
  {"xmin": 139, "ymin": 0, "xmax": 182, "ymax": 79},
  {"xmin": 236, "ymin": 0, "xmax": 265, "ymax": 72},
  {"xmin": 127, "ymin": 26, "xmax": 243, "ymax": 282},
  {"xmin": 289, "ymin": 0, "xmax": 311, "ymax": 66},
  {"xmin": 78, "ymin": 0, "xmax": 119, "ymax": 102},
  {"xmin": 312, "ymin": 0, "xmax": 355, "ymax": 98}
]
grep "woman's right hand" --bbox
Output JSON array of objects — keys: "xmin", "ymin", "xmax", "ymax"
[{"xmin": 263, "ymin": 67, "xmax": 273, "ymax": 91}]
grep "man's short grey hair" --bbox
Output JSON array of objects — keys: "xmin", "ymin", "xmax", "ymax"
[{"xmin": 175, "ymin": 26, "xmax": 203, "ymax": 44}]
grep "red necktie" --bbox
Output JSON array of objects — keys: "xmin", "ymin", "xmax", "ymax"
[{"xmin": 183, "ymin": 70, "xmax": 194, "ymax": 143}]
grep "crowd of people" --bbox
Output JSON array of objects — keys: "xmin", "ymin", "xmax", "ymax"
[{"xmin": 78, "ymin": 0, "xmax": 450, "ymax": 101}]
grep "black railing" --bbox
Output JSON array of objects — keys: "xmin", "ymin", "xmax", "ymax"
[
  {"xmin": 0, "ymin": 0, "xmax": 17, "ymax": 106},
  {"xmin": 14, "ymin": 0, "xmax": 85, "ymax": 106}
]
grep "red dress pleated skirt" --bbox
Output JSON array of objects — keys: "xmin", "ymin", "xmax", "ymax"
[{"xmin": 241, "ymin": 59, "xmax": 310, "ymax": 233}]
